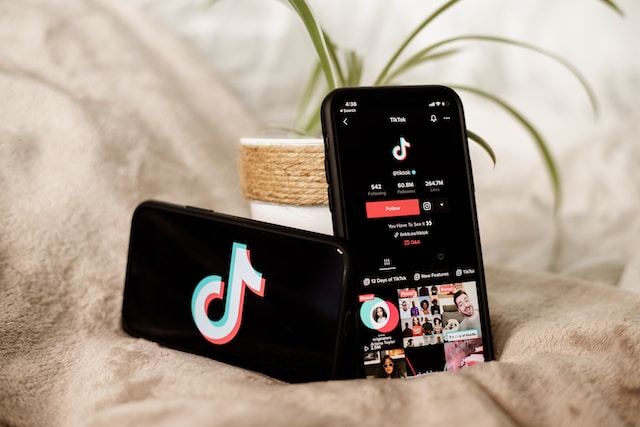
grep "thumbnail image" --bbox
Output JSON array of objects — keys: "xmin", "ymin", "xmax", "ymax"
[
  {"xmin": 444, "ymin": 338, "xmax": 485, "ymax": 371},
  {"xmin": 364, "ymin": 349, "xmax": 407, "ymax": 379}
]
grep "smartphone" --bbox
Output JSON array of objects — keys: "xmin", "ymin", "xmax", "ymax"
[
  {"xmin": 121, "ymin": 200, "xmax": 354, "ymax": 383},
  {"xmin": 321, "ymin": 85, "xmax": 493, "ymax": 378}
]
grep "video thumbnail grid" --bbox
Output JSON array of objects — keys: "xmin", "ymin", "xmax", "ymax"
[{"xmin": 361, "ymin": 282, "xmax": 485, "ymax": 378}]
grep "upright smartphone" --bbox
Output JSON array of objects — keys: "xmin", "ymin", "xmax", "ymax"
[
  {"xmin": 122, "ymin": 200, "xmax": 354, "ymax": 383},
  {"xmin": 321, "ymin": 86, "xmax": 493, "ymax": 378}
]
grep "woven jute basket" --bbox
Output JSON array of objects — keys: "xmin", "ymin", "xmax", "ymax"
[{"xmin": 239, "ymin": 137, "xmax": 332, "ymax": 234}]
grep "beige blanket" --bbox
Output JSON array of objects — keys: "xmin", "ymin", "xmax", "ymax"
[{"xmin": 1, "ymin": 1, "xmax": 639, "ymax": 426}]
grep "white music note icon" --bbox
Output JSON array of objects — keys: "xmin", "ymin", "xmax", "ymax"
[{"xmin": 392, "ymin": 136, "xmax": 411, "ymax": 161}]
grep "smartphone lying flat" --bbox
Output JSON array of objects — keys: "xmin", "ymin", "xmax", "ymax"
[
  {"xmin": 121, "ymin": 200, "xmax": 354, "ymax": 383},
  {"xmin": 321, "ymin": 85, "xmax": 494, "ymax": 378}
]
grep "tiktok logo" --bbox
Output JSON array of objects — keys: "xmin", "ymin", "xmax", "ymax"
[
  {"xmin": 191, "ymin": 242, "xmax": 266, "ymax": 345},
  {"xmin": 392, "ymin": 136, "xmax": 411, "ymax": 161}
]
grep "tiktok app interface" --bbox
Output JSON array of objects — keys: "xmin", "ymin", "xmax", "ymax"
[
  {"xmin": 122, "ymin": 205, "xmax": 349, "ymax": 383},
  {"xmin": 328, "ymin": 88, "xmax": 491, "ymax": 378}
]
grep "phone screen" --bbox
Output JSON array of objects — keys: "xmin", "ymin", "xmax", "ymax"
[
  {"xmin": 322, "ymin": 86, "xmax": 493, "ymax": 378},
  {"xmin": 122, "ymin": 201, "xmax": 351, "ymax": 383}
]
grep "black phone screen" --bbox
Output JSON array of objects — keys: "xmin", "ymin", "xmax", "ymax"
[
  {"xmin": 322, "ymin": 86, "xmax": 493, "ymax": 378},
  {"xmin": 121, "ymin": 201, "xmax": 351, "ymax": 383}
]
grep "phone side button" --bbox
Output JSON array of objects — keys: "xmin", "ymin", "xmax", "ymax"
[
  {"xmin": 324, "ymin": 158, "xmax": 331, "ymax": 185},
  {"xmin": 185, "ymin": 205, "xmax": 214, "ymax": 213},
  {"xmin": 342, "ymin": 310, "xmax": 352, "ymax": 337}
]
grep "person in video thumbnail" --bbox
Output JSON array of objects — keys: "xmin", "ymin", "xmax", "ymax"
[
  {"xmin": 411, "ymin": 317, "xmax": 422, "ymax": 336},
  {"xmin": 373, "ymin": 306, "xmax": 387, "ymax": 323},
  {"xmin": 376, "ymin": 355, "xmax": 404, "ymax": 379},
  {"xmin": 402, "ymin": 322, "xmax": 413, "ymax": 337},
  {"xmin": 420, "ymin": 299, "xmax": 430, "ymax": 316},
  {"xmin": 422, "ymin": 318, "xmax": 433, "ymax": 335},
  {"xmin": 433, "ymin": 316, "xmax": 443, "ymax": 334},
  {"xmin": 453, "ymin": 290, "xmax": 481, "ymax": 335},
  {"xmin": 430, "ymin": 298, "xmax": 440, "ymax": 315},
  {"xmin": 400, "ymin": 301, "xmax": 411, "ymax": 318},
  {"xmin": 410, "ymin": 300, "xmax": 420, "ymax": 317}
]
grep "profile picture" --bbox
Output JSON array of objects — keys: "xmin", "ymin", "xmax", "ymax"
[{"xmin": 372, "ymin": 305, "xmax": 388, "ymax": 324}]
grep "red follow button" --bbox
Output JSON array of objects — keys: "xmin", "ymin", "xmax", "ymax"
[{"xmin": 365, "ymin": 199, "xmax": 420, "ymax": 219}]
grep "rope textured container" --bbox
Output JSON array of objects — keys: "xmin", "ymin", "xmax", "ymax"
[{"xmin": 240, "ymin": 139, "xmax": 328, "ymax": 206}]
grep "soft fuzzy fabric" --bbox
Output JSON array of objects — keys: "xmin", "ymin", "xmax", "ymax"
[{"xmin": 1, "ymin": 1, "xmax": 639, "ymax": 426}]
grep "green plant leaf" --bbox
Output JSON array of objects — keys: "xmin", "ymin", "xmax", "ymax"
[
  {"xmin": 286, "ymin": 0, "xmax": 337, "ymax": 89},
  {"xmin": 294, "ymin": 44, "xmax": 364, "ymax": 135},
  {"xmin": 373, "ymin": 0, "xmax": 621, "ymax": 86},
  {"xmin": 381, "ymin": 48, "xmax": 462, "ymax": 85},
  {"xmin": 323, "ymin": 33, "xmax": 346, "ymax": 86},
  {"xmin": 453, "ymin": 85, "xmax": 562, "ymax": 210},
  {"xmin": 344, "ymin": 50, "xmax": 364, "ymax": 86},
  {"xmin": 294, "ymin": 61, "xmax": 324, "ymax": 133},
  {"xmin": 466, "ymin": 130, "xmax": 496, "ymax": 166},
  {"xmin": 599, "ymin": 0, "xmax": 624, "ymax": 15},
  {"xmin": 299, "ymin": 102, "xmax": 323, "ymax": 135},
  {"xmin": 389, "ymin": 35, "xmax": 600, "ymax": 116},
  {"xmin": 374, "ymin": 0, "xmax": 464, "ymax": 85}
]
